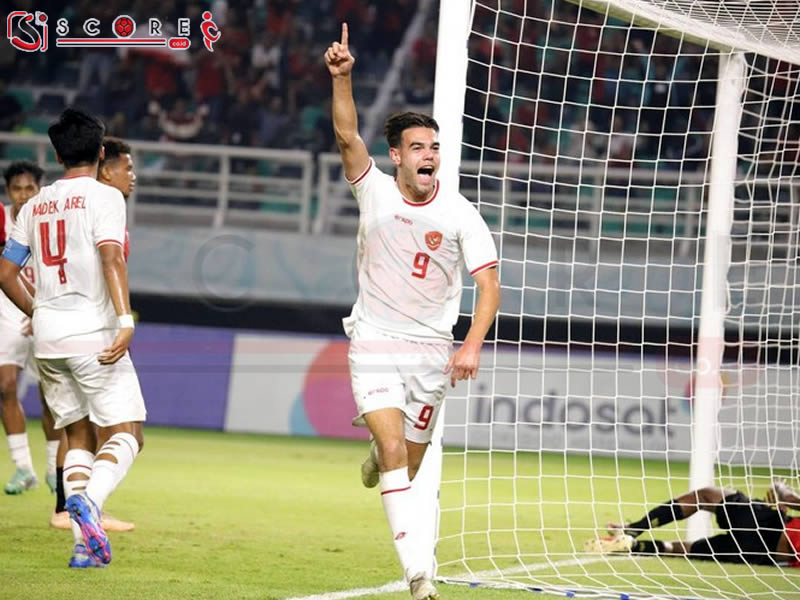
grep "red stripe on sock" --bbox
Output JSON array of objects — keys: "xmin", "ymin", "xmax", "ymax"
[
  {"xmin": 113, "ymin": 434, "xmax": 138, "ymax": 457},
  {"xmin": 64, "ymin": 464, "xmax": 92, "ymax": 472},
  {"xmin": 380, "ymin": 486, "xmax": 411, "ymax": 496}
]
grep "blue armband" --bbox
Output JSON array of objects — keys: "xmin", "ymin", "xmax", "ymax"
[{"xmin": 1, "ymin": 238, "xmax": 31, "ymax": 267}]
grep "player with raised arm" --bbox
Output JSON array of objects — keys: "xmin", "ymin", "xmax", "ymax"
[
  {"xmin": 49, "ymin": 137, "xmax": 137, "ymax": 533},
  {"xmin": 0, "ymin": 109, "xmax": 146, "ymax": 569},
  {"xmin": 0, "ymin": 161, "xmax": 62, "ymax": 495},
  {"xmin": 325, "ymin": 23, "xmax": 501, "ymax": 600},
  {"xmin": 585, "ymin": 480, "xmax": 800, "ymax": 566}
]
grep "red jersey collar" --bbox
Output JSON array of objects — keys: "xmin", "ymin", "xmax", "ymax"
[
  {"xmin": 400, "ymin": 180, "xmax": 439, "ymax": 207},
  {"xmin": 59, "ymin": 174, "xmax": 94, "ymax": 181}
]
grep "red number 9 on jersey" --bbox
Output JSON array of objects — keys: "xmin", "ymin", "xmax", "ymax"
[{"xmin": 411, "ymin": 252, "xmax": 430, "ymax": 279}]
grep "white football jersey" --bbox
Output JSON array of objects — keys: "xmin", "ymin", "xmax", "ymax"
[
  {"xmin": 0, "ymin": 204, "xmax": 35, "ymax": 331},
  {"xmin": 344, "ymin": 159, "xmax": 498, "ymax": 341},
  {"xmin": 10, "ymin": 175, "xmax": 126, "ymax": 357}
]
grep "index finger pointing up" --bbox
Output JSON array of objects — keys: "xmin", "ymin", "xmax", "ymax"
[{"xmin": 341, "ymin": 22, "xmax": 348, "ymax": 47}]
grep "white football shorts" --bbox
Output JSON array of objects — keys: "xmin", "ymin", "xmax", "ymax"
[
  {"xmin": 348, "ymin": 320, "xmax": 450, "ymax": 444},
  {"xmin": 37, "ymin": 352, "xmax": 146, "ymax": 429},
  {"xmin": 0, "ymin": 321, "xmax": 33, "ymax": 370}
]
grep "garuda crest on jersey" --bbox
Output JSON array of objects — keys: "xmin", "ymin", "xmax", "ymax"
[{"xmin": 425, "ymin": 231, "xmax": 443, "ymax": 251}]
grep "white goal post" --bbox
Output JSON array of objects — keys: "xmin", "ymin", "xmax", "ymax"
[{"xmin": 426, "ymin": 1, "xmax": 800, "ymax": 599}]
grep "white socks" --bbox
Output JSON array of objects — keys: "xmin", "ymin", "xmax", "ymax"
[
  {"xmin": 85, "ymin": 433, "xmax": 139, "ymax": 509},
  {"xmin": 7, "ymin": 433, "xmax": 34, "ymax": 472},
  {"xmin": 380, "ymin": 467, "xmax": 427, "ymax": 581},
  {"xmin": 64, "ymin": 449, "xmax": 94, "ymax": 543},
  {"xmin": 46, "ymin": 440, "xmax": 59, "ymax": 476},
  {"xmin": 63, "ymin": 434, "xmax": 139, "ymax": 543},
  {"xmin": 6, "ymin": 435, "xmax": 58, "ymax": 476}
]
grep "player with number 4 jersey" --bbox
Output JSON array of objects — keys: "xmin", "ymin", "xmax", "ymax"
[
  {"xmin": 13, "ymin": 175, "xmax": 123, "ymax": 357},
  {"xmin": 325, "ymin": 22, "xmax": 500, "ymax": 600},
  {"xmin": 0, "ymin": 109, "xmax": 144, "ymax": 569},
  {"xmin": 48, "ymin": 136, "xmax": 138, "ymax": 534}
]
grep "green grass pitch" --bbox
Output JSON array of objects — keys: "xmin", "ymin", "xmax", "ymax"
[{"xmin": 0, "ymin": 424, "xmax": 797, "ymax": 600}]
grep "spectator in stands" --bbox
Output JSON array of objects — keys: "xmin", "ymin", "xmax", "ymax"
[
  {"xmin": 265, "ymin": 0, "xmax": 296, "ymax": 37},
  {"xmin": 0, "ymin": 32, "xmax": 17, "ymax": 81},
  {"xmin": 684, "ymin": 110, "xmax": 712, "ymax": 171},
  {"xmin": 285, "ymin": 31, "xmax": 315, "ymax": 115},
  {"xmin": 227, "ymin": 88, "xmax": 259, "ymax": 147},
  {"xmin": 143, "ymin": 53, "xmax": 183, "ymax": 106},
  {"xmin": 375, "ymin": 0, "xmax": 416, "ymax": 50},
  {"xmin": 585, "ymin": 121, "xmax": 609, "ymax": 163},
  {"xmin": 149, "ymin": 98, "xmax": 208, "ymax": 143},
  {"xmin": 404, "ymin": 71, "xmax": 434, "ymax": 108},
  {"xmin": 0, "ymin": 82, "xmax": 24, "ymax": 132},
  {"xmin": 78, "ymin": 52, "xmax": 115, "ymax": 95},
  {"xmin": 193, "ymin": 51, "xmax": 234, "ymax": 122},
  {"xmin": 220, "ymin": 9, "xmax": 251, "ymax": 58},
  {"xmin": 643, "ymin": 60, "xmax": 673, "ymax": 132},
  {"xmin": 251, "ymin": 30, "xmax": 284, "ymax": 93},
  {"xmin": 133, "ymin": 113, "xmax": 162, "ymax": 142},
  {"xmin": 561, "ymin": 115, "xmax": 595, "ymax": 162},
  {"xmin": 105, "ymin": 112, "xmax": 128, "ymax": 139},
  {"xmin": 6, "ymin": 1, "xmax": 419, "ymax": 158},
  {"xmin": 618, "ymin": 39, "xmax": 649, "ymax": 107},
  {"xmin": 410, "ymin": 21, "xmax": 437, "ymax": 80},
  {"xmin": 104, "ymin": 57, "xmax": 144, "ymax": 123},
  {"xmin": 608, "ymin": 116, "xmax": 635, "ymax": 166},
  {"xmin": 258, "ymin": 97, "xmax": 290, "ymax": 148}
]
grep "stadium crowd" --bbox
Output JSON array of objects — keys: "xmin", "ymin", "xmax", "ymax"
[
  {"xmin": 464, "ymin": 0, "xmax": 718, "ymax": 173},
  {"xmin": 2, "ymin": 0, "xmax": 418, "ymax": 157},
  {"xmin": 2, "ymin": 0, "xmax": 796, "ymax": 187}
]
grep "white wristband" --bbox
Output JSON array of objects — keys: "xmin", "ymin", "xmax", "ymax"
[{"xmin": 118, "ymin": 314, "xmax": 135, "ymax": 329}]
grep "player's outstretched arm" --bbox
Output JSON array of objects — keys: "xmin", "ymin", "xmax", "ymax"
[
  {"xmin": 444, "ymin": 268, "xmax": 500, "ymax": 387},
  {"xmin": 0, "ymin": 247, "xmax": 33, "ymax": 317},
  {"xmin": 324, "ymin": 22, "xmax": 369, "ymax": 181},
  {"xmin": 97, "ymin": 243, "xmax": 134, "ymax": 365}
]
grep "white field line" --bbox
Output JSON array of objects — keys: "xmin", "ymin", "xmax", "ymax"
[
  {"xmin": 282, "ymin": 555, "xmax": 614, "ymax": 600},
  {"xmin": 281, "ymin": 580, "xmax": 407, "ymax": 600}
]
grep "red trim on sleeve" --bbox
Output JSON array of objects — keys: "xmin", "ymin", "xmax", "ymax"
[
  {"xmin": 0, "ymin": 206, "xmax": 6, "ymax": 245},
  {"xmin": 346, "ymin": 160, "xmax": 373, "ymax": 185},
  {"xmin": 470, "ymin": 260, "xmax": 498, "ymax": 276},
  {"xmin": 380, "ymin": 486, "xmax": 412, "ymax": 496},
  {"xmin": 96, "ymin": 239, "xmax": 124, "ymax": 249}
]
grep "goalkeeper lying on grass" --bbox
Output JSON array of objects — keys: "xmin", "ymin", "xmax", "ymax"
[{"xmin": 585, "ymin": 479, "xmax": 800, "ymax": 567}]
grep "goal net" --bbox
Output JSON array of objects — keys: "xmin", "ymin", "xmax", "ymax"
[{"xmin": 434, "ymin": 1, "xmax": 800, "ymax": 598}]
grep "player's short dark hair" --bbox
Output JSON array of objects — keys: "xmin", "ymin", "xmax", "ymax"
[
  {"xmin": 384, "ymin": 112, "xmax": 439, "ymax": 148},
  {"xmin": 3, "ymin": 161, "xmax": 44, "ymax": 187},
  {"xmin": 100, "ymin": 137, "xmax": 132, "ymax": 167},
  {"xmin": 47, "ymin": 108, "xmax": 105, "ymax": 168}
]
